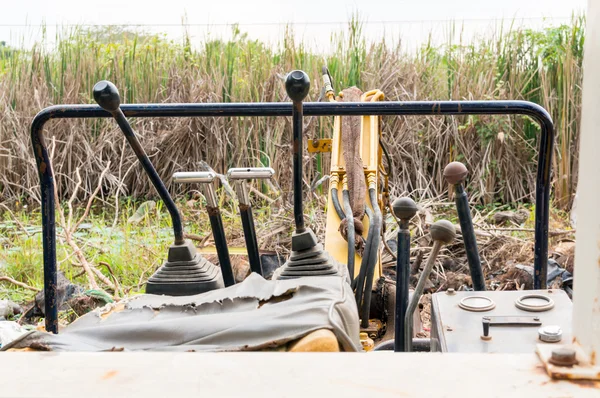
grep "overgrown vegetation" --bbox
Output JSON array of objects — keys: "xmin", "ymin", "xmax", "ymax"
[{"xmin": 0, "ymin": 17, "xmax": 584, "ymax": 210}]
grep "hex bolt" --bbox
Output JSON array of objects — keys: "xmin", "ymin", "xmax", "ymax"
[
  {"xmin": 391, "ymin": 197, "xmax": 418, "ymax": 352},
  {"xmin": 549, "ymin": 347, "xmax": 578, "ymax": 367}
]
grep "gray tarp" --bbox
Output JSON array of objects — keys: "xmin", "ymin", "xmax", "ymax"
[{"xmin": 4, "ymin": 274, "xmax": 360, "ymax": 352}]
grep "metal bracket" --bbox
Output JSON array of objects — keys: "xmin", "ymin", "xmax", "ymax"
[
  {"xmin": 537, "ymin": 344, "xmax": 600, "ymax": 380},
  {"xmin": 308, "ymin": 139, "xmax": 332, "ymax": 153},
  {"xmin": 483, "ymin": 316, "xmax": 542, "ymax": 326},
  {"xmin": 360, "ymin": 319, "xmax": 384, "ymax": 339}
]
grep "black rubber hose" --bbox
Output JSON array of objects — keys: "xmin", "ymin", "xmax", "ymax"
[
  {"xmin": 330, "ymin": 187, "xmax": 345, "ymax": 220},
  {"xmin": 360, "ymin": 188, "xmax": 382, "ymax": 328},
  {"xmin": 341, "ymin": 189, "xmax": 356, "ymax": 279},
  {"xmin": 373, "ymin": 338, "xmax": 430, "ymax": 352},
  {"xmin": 354, "ymin": 205, "xmax": 374, "ymax": 307}
]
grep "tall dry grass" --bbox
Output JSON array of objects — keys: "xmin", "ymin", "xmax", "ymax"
[{"xmin": 0, "ymin": 18, "xmax": 584, "ymax": 209}]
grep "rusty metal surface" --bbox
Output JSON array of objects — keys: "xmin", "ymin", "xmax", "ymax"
[
  {"xmin": 537, "ymin": 344, "xmax": 600, "ymax": 380},
  {"xmin": 1, "ymin": 352, "xmax": 598, "ymax": 397}
]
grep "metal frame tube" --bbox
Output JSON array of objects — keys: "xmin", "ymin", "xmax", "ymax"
[
  {"xmin": 572, "ymin": 1, "xmax": 600, "ymax": 362},
  {"xmin": 395, "ymin": 220, "xmax": 411, "ymax": 352},
  {"xmin": 291, "ymin": 100, "xmax": 305, "ymax": 233},
  {"xmin": 31, "ymin": 99, "xmax": 553, "ymax": 333},
  {"xmin": 454, "ymin": 183, "xmax": 486, "ymax": 291}
]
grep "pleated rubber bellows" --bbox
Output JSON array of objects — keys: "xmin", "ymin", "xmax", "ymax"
[
  {"xmin": 146, "ymin": 240, "xmax": 223, "ymax": 295},
  {"xmin": 276, "ymin": 228, "xmax": 340, "ymax": 279}
]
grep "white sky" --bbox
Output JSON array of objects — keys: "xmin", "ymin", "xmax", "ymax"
[{"xmin": 1, "ymin": 0, "xmax": 588, "ymax": 50}]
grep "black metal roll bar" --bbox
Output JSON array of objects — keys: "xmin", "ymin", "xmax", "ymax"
[{"xmin": 31, "ymin": 97, "xmax": 554, "ymax": 333}]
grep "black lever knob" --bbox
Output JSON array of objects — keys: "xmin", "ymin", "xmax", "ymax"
[
  {"xmin": 93, "ymin": 80, "xmax": 121, "ymax": 112},
  {"xmin": 481, "ymin": 317, "xmax": 492, "ymax": 341},
  {"xmin": 285, "ymin": 70, "xmax": 310, "ymax": 102},
  {"xmin": 392, "ymin": 197, "xmax": 418, "ymax": 222}
]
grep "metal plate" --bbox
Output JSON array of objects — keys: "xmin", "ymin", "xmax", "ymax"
[
  {"xmin": 483, "ymin": 316, "xmax": 542, "ymax": 326},
  {"xmin": 431, "ymin": 289, "xmax": 573, "ymax": 353},
  {"xmin": 307, "ymin": 139, "xmax": 332, "ymax": 153}
]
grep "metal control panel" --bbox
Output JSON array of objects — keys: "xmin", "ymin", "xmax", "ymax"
[{"xmin": 430, "ymin": 289, "xmax": 572, "ymax": 353}]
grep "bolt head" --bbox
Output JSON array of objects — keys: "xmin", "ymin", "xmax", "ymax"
[
  {"xmin": 430, "ymin": 219, "xmax": 456, "ymax": 244},
  {"xmin": 93, "ymin": 80, "xmax": 121, "ymax": 112},
  {"xmin": 443, "ymin": 162, "xmax": 468, "ymax": 185},
  {"xmin": 549, "ymin": 347, "xmax": 577, "ymax": 367},
  {"xmin": 392, "ymin": 197, "xmax": 418, "ymax": 220},
  {"xmin": 285, "ymin": 70, "xmax": 310, "ymax": 102}
]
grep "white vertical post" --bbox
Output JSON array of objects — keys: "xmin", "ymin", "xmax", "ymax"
[{"xmin": 572, "ymin": 0, "xmax": 600, "ymax": 365}]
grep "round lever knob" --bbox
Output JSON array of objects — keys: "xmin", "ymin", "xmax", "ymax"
[
  {"xmin": 430, "ymin": 220, "xmax": 456, "ymax": 245},
  {"xmin": 443, "ymin": 161, "xmax": 468, "ymax": 185},
  {"xmin": 93, "ymin": 80, "xmax": 121, "ymax": 112},
  {"xmin": 285, "ymin": 70, "xmax": 310, "ymax": 102},
  {"xmin": 392, "ymin": 197, "xmax": 418, "ymax": 221}
]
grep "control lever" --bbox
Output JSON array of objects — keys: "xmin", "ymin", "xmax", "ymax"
[
  {"xmin": 392, "ymin": 197, "xmax": 418, "ymax": 352},
  {"xmin": 94, "ymin": 81, "xmax": 223, "ymax": 295},
  {"xmin": 443, "ymin": 162, "xmax": 486, "ymax": 291},
  {"xmin": 404, "ymin": 220, "xmax": 456, "ymax": 351},
  {"xmin": 275, "ymin": 70, "xmax": 340, "ymax": 279},
  {"xmin": 172, "ymin": 171, "xmax": 235, "ymax": 287},
  {"xmin": 481, "ymin": 317, "xmax": 492, "ymax": 341},
  {"xmin": 227, "ymin": 167, "xmax": 276, "ymax": 276}
]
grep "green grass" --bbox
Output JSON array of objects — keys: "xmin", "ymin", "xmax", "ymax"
[{"xmin": 0, "ymin": 199, "xmax": 204, "ymax": 302}]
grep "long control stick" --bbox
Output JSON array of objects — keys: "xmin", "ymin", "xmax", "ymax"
[
  {"xmin": 94, "ymin": 81, "xmax": 184, "ymax": 245},
  {"xmin": 392, "ymin": 197, "xmax": 418, "ymax": 352},
  {"xmin": 287, "ymin": 70, "xmax": 310, "ymax": 233},
  {"xmin": 94, "ymin": 81, "xmax": 223, "ymax": 295},
  {"xmin": 443, "ymin": 162, "xmax": 486, "ymax": 291},
  {"xmin": 275, "ymin": 70, "xmax": 339, "ymax": 280},
  {"xmin": 172, "ymin": 171, "xmax": 235, "ymax": 287},
  {"xmin": 404, "ymin": 220, "xmax": 455, "ymax": 352},
  {"xmin": 227, "ymin": 167, "xmax": 275, "ymax": 276}
]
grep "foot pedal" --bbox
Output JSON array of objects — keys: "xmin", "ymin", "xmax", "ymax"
[{"xmin": 146, "ymin": 240, "xmax": 223, "ymax": 295}]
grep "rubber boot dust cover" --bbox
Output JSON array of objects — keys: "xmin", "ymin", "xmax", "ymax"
[
  {"xmin": 146, "ymin": 240, "xmax": 224, "ymax": 295},
  {"xmin": 275, "ymin": 228, "xmax": 341, "ymax": 279}
]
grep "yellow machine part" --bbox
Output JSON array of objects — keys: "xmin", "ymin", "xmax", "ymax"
[{"xmin": 324, "ymin": 89, "xmax": 386, "ymax": 282}]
